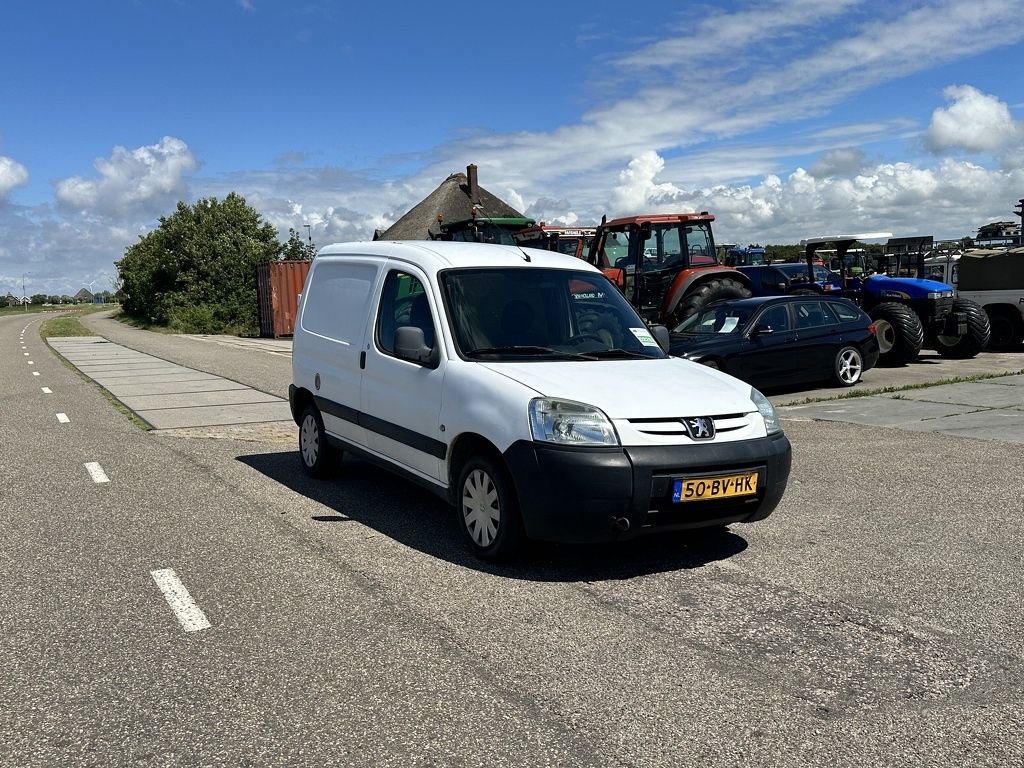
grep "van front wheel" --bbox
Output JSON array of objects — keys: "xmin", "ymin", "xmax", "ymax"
[
  {"xmin": 299, "ymin": 404, "xmax": 338, "ymax": 478},
  {"xmin": 457, "ymin": 456, "xmax": 524, "ymax": 561}
]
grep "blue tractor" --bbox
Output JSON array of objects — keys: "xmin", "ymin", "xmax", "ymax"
[{"xmin": 802, "ymin": 234, "xmax": 990, "ymax": 365}]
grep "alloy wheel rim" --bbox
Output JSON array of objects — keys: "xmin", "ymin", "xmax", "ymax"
[
  {"xmin": 838, "ymin": 349, "xmax": 862, "ymax": 384},
  {"xmin": 463, "ymin": 469, "xmax": 500, "ymax": 547}
]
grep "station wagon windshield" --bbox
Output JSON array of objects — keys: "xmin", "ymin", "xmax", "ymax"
[{"xmin": 440, "ymin": 268, "xmax": 666, "ymax": 361}]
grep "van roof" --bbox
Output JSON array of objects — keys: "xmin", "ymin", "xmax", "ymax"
[{"xmin": 316, "ymin": 239, "xmax": 601, "ymax": 274}]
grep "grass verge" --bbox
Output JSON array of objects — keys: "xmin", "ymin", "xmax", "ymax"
[{"xmin": 39, "ymin": 315, "xmax": 96, "ymax": 338}]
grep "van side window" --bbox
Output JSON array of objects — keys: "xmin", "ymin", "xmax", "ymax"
[
  {"xmin": 301, "ymin": 261, "xmax": 378, "ymax": 342},
  {"xmin": 377, "ymin": 271, "xmax": 434, "ymax": 355}
]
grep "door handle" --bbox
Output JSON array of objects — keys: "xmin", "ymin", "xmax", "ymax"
[{"xmin": 359, "ymin": 351, "xmax": 366, "ymax": 369}]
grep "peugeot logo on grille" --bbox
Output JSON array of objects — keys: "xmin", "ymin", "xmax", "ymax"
[{"xmin": 684, "ymin": 416, "xmax": 715, "ymax": 440}]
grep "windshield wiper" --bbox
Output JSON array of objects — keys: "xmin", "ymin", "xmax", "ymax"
[
  {"xmin": 465, "ymin": 345, "xmax": 594, "ymax": 360},
  {"xmin": 586, "ymin": 347, "xmax": 659, "ymax": 359}
]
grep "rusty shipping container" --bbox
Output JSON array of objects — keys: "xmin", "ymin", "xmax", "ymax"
[{"xmin": 257, "ymin": 259, "xmax": 312, "ymax": 338}]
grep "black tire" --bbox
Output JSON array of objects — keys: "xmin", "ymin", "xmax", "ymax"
[
  {"xmin": 456, "ymin": 455, "xmax": 524, "ymax": 561},
  {"xmin": 833, "ymin": 345, "xmax": 864, "ymax": 386},
  {"xmin": 869, "ymin": 302, "xmax": 924, "ymax": 366},
  {"xmin": 298, "ymin": 404, "xmax": 338, "ymax": 478},
  {"xmin": 984, "ymin": 306, "xmax": 1024, "ymax": 351},
  {"xmin": 932, "ymin": 299, "xmax": 991, "ymax": 359},
  {"xmin": 670, "ymin": 277, "xmax": 751, "ymax": 328}
]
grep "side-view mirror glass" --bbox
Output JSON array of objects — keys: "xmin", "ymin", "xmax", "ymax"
[
  {"xmin": 751, "ymin": 324, "xmax": 774, "ymax": 337},
  {"xmin": 395, "ymin": 326, "xmax": 438, "ymax": 367}
]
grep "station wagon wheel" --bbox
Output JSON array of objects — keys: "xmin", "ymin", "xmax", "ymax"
[
  {"xmin": 833, "ymin": 345, "xmax": 863, "ymax": 386},
  {"xmin": 299, "ymin": 403, "xmax": 338, "ymax": 478},
  {"xmin": 457, "ymin": 456, "xmax": 523, "ymax": 561}
]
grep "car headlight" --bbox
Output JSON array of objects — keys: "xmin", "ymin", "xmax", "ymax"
[
  {"xmin": 926, "ymin": 290, "xmax": 954, "ymax": 299},
  {"xmin": 529, "ymin": 398, "xmax": 620, "ymax": 446},
  {"xmin": 750, "ymin": 388, "xmax": 782, "ymax": 435}
]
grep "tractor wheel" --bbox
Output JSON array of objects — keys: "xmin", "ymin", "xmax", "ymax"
[
  {"xmin": 984, "ymin": 306, "xmax": 1024, "ymax": 351},
  {"xmin": 671, "ymin": 277, "xmax": 751, "ymax": 328},
  {"xmin": 933, "ymin": 299, "xmax": 991, "ymax": 359},
  {"xmin": 870, "ymin": 302, "xmax": 924, "ymax": 366}
]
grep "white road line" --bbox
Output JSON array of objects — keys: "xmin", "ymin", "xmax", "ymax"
[
  {"xmin": 23, "ymin": 352, "xmax": 28, "ymax": 356},
  {"xmin": 27, "ymin": 361, "xmax": 33, "ymax": 365},
  {"xmin": 84, "ymin": 462, "xmax": 109, "ymax": 483},
  {"xmin": 56, "ymin": 413, "xmax": 70, "ymax": 423},
  {"xmin": 41, "ymin": 387, "xmax": 52, "ymax": 394},
  {"xmin": 150, "ymin": 569, "xmax": 212, "ymax": 633},
  {"xmin": 32, "ymin": 371, "xmax": 39, "ymax": 376}
]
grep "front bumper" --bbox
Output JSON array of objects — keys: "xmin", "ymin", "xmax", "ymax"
[{"xmin": 503, "ymin": 432, "xmax": 792, "ymax": 544}]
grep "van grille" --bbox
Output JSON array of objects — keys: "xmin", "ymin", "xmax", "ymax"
[{"xmin": 626, "ymin": 413, "xmax": 749, "ymax": 437}]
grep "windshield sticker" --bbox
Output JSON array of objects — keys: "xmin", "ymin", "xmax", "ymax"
[
  {"xmin": 629, "ymin": 327, "xmax": 658, "ymax": 346},
  {"xmin": 720, "ymin": 317, "xmax": 739, "ymax": 333}
]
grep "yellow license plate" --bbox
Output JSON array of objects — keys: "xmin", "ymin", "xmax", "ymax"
[{"xmin": 673, "ymin": 472, "xmax": 758, "ymax": 502}]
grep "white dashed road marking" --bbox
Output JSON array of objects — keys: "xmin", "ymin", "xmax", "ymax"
[
  {"xmin": 41, "ymin": 387, "xmax": 52, "ymax": 394},
  {"xmin": 56, "ymin": 413, "xmax": 70, "ymax": 423},
  {"xmin": 150, "ymin": 569, "xmax": 212, "ymax": 633},
  {"xmin": 84, "ymin": 462, "xmax": 110, "ymax": 483},
  {"xmin": 32, "ymin": 372, "xmax": 39, "ymax": 376}
]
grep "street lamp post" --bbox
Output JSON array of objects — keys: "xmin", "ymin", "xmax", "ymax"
[{"xmin": 22, "ymin": 273, "xmax": 28, "ymax": 312}]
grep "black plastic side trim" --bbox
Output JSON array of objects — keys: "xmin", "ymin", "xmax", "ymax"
[{"xmin": 313, "ymin": 394, "xmax": 447, "ymax": 460}]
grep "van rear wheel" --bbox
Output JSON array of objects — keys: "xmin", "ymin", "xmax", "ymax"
[
  {"xmin": 299, "ymin": 404, "xmax": 338, "ymax": 478},
  {"xmin": 457, "ymin": 456, "xmax": 524, "ymax": 561}
]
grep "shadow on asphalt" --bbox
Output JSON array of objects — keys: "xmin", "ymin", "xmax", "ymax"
[{"xmin": 237, "ymin": 450, "xmax": 749, "ymax": 582}]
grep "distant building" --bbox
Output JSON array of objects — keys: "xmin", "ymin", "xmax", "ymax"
[
  {"xmin": 374, "ymin": 164, "xmax": 529, "ymax": 242},
  {"xmin": 74, "ymin": 288, "xmax": 95, "ymax": 304}
]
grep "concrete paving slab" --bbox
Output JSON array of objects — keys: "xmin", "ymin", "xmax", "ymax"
[
  {"xmin": 89, "ymin": 372, "xmax": 222, "ymax": 385},
  {"xmin": 120, "ymin": 390, "xmax": 282, "ymax": 411},
  {"xmin": 886, "ymin": 381, "xmax": 1024, "ymax": 410},
  {"xmin": 898, "ymin": 408, "xmax": 1024, "ymax": 444},
  {"xmin": 78, "ymin": 363, "xmax": 185, "ymax": 373},
  {"xmin": 780, "ymin": 397, "xmax": 977, "ymax": 427},
  {"xmin": 103, "ymin": 380, "xmax": 251, "ymax": 397},
  {"xmin": 136, "ymin": 401, "xmax": 293, "ymax": 429},
  {"xmin": 47, "ymin": 334, "xmax": 293, "ymax": 433}
]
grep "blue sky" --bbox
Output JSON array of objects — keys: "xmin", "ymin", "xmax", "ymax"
[{"xmin": 1, "ymin": 0, "xmax": 1022, "ymax": 296}]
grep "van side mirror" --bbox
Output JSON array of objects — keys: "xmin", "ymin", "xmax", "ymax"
[
  {"xmin": 750, "ymin": 324, "xmax": 774, "ymax": 337},
  {"xmin": 649, "ymin": 324, "xmax": 670, "ymax": 352},
  {"xmin": 395, "ymin": 326, "xmax": 439, "ymax": 367}
]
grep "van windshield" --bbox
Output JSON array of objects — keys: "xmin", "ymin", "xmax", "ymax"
[{"xmin": 440, "ymin": 268, "xmax": 666, "ymax": 361}]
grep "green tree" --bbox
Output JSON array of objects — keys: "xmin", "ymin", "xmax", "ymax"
[
  {"xmin": 116, "ymin": 192, "xmax": 282, "ymax": 334},
  {"xmin": 282, "ymin": 227, "xmax": 318, "ymax": 260},
  {"xmin": 30, "ymin": 293, "xmax": 47, "ymax": 305}
]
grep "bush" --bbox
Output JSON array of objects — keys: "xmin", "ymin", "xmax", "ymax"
[{"xmin": 167, "ymin": 304, "xmax": 221, "ymax": 334}]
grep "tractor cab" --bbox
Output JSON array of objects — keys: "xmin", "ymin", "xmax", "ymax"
[{"xmin": 587, "ymin": 212, "xmax": 750, "ymax": 326}]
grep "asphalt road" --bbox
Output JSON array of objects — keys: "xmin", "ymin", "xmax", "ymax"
[{"xmin": 2, "ymin": 311, "xmax": 1022, "ymax": 767}]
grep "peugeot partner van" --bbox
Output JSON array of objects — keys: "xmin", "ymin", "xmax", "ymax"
[{"xmin": 290, "ymin": 240, "xmax": 791, "ymax": 560}]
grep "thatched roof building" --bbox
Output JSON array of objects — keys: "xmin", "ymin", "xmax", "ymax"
[{"xmin": 375, "ymin": 164, "xmax": 527, "ymax": 241}]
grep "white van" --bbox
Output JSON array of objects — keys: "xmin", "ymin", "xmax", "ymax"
[{"xmin": 290, "ymin": 240, "xmax": 791, "ymax": 559}]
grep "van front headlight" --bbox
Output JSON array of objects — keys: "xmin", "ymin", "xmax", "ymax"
[
  {"xmin": 751, "ymin": 388, "xmax": 782, "ymax": 435},
  {"xmin": 529, "ymin": 398, "xmax": 620, "ymax": 446}
]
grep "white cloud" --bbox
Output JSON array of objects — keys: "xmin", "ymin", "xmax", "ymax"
[
  {"xmin": 926, "ymin": 85, "xmax": 1021, "ymax": 153},
  {"xmin": 809, "ymin": 148, "xmax": 868, "ymax": 178},
  {"xmin": 0, "ymin": 156, "xmax": 29, "ymax": 200},
  {"xmin": 54, "ymin": 136, "xmax": 197, "ymax": 215}
]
